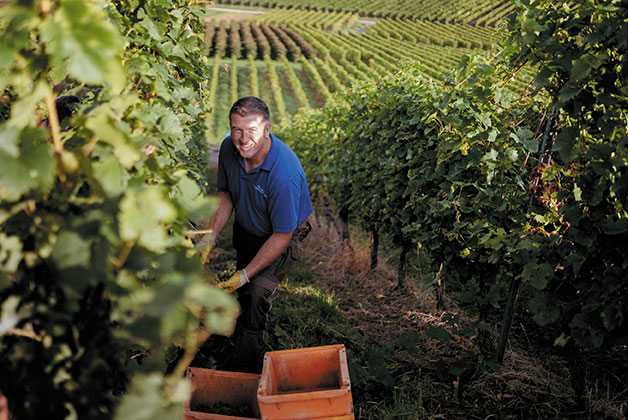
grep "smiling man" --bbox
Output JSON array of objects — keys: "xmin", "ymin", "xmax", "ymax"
[{"xmin": 197, "ymin": 96, "xmax": 312, "ymax": 373}]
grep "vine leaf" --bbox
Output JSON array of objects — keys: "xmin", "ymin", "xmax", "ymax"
[
  {"xmin": 521, "ymin": 262, "xmax": 553, "ymax": 290},
  {"xmin": 93, "ymin": 155, "xmax": 130, "ymax": 197},
  {"xmin": 51, "ymin": 231, "xmax": 91, "ymax": 269},
  {"xmin": 0, "ymin": 130, "xmax": 55, "ymax": 201},
  {"xmin": 114, "ymin": 373, "xmax": 189, "ymax": 420},
  {"xmin": 426, "ymin": 325, "xmax": 452, "ymax": 342},
  {"xmin": 118, "ymin": 187, "xmax": 178, "ymax": 252},
  {"xmin": 53, "ymin": 0, "xmax": 125, "ymax": 89}
]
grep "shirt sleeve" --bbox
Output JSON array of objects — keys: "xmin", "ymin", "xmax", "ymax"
[{"xmin": 269, "ymin": 179, "xmax": 301, "ymax": 233}]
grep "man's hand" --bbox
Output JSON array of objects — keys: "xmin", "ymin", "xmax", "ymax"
[
  {"xmin": 216, "ymin": 269, "xmax": 249, "ymax": 293},
  {"xmin": 196, "ymin": 232, "xmax": 217, "ymax": 264}
]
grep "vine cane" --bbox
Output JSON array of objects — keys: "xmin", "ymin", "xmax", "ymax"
[{"xmin": 496, "ymin": 107, "xmax": 558, "ymax": 363}]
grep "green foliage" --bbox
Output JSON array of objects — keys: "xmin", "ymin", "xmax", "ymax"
[
  {"xmin": 281, "ymin": 0, "xmax": 628, "ymax": 355},
  {"xmin": 282, "ymin": 56, "xmax": 537, "ymax": 308},
  {"xmin": 507, "ymin": 0, "xmax": 628, "ymax": 349},
  {"xmin": 0, "ymin": 1, "xmax": 238, "ymax": 418}
]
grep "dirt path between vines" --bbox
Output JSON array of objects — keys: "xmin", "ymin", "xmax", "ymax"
[{"xmin": 298, "ymin": 218, "xmax": 586, "ymax": 419}]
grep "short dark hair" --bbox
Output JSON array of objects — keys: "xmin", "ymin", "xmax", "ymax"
[{"xmin": 229, "ymin": 96, "xmax": 270, "ymax": 124}]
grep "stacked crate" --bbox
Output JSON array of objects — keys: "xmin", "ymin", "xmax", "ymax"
[{"xmin": 184, "ymin": 344, "xmax": 354, "ymax": 420}]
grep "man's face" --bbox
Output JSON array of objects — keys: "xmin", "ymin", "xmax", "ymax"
[{"xmin": 230, "ymin": 113, "xmax": 271, "ymax": 161}]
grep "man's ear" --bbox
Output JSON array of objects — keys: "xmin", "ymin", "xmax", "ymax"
[{"xmin": 265, "ymin": 122, "xmax": 271, "ymax": 138}]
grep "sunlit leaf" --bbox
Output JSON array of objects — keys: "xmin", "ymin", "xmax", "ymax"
[
  {"xmin": 0, "ymin": 234, "xmax": 22, "ymax": 273},
  {"xmin": 114, "ymin": 374, "xmax": 189, "ymax": 420},
  {"xmin": 119, "ymin": 187, "xmax": 177, "ymax": 252}
]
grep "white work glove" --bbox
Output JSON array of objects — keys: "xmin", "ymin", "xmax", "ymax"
[{"xmin": 216, "ymin": 269, "xmax": 249, "ymax": 293}]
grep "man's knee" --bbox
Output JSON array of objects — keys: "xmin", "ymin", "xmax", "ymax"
[{"xmin": 237, "ymin": 282, "xmax": 275, "ymax": 331}]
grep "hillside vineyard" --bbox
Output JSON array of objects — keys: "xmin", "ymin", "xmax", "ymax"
[{"xmin": 201, "ymin": 7, "xmax": 532, "ymax": 143}]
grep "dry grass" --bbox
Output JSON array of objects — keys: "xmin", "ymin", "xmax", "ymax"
[{"xmin": 298, "ymin": 216, "xmax": 628, "ymax": 419}]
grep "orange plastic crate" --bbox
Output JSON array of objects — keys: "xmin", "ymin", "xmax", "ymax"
[
  {"xmin": 257, "ymin": 344, "xmax": 354, "ymax": 420},
  {"xmin": 184, "ymin": 367, "xmax": 261, "ymax": 420}
]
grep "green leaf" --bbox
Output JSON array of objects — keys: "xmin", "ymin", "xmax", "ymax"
[
  {"xmin": 0, "ymin": 7, "xmax": 34, "ymax": 73},
  {"xmin": 510, "ymin": 127, "xmax": 537, "ymax": 152},
  {"xmin": 0, "ymin": 295, "xmax": 28, "ymax": 335},
  {"xmin": 173, "ymin": 175, "xmax": 217, "ymax": 221},
  {"xmin": 553, "ymin": 333, "xmax": 570, "ymax": 347},
  {"xmin": 114, "ymin": 374, "xmax": 189, "ymax": 420},
  {"xmin": 425, "ymin": 325, "xmax": 452, "ymax": 342},
  {"xmin": 0, "ymin": 129, "xmax": 55, "ymax": 201},
  {"xmin": 145, "ymin": 274, "xmax": 187, "ymax": 319},
  {"xmin": 93, "ymin": 155, "xmax": 129, "ymax": 197},
  {"xmin": 56, "ymin": 0, "xmax": 126, "ymax": 90},
  {"xmin": 159, "ymin": 110, "xmax": 184, "ymax": 140},
  {"xmin": 398, "ymin": 331, "xmax": 420, "ymax": 354},
  {"xmin": 9, "ymin": 81, "xmax": 49, "ymax": 128},
  {"xmin": 0, "ymin": 125, "xmax": 20, "ymax": 157},
  {"xmin": 558, "ymin": 82, "xmax": 581, "ymax": 104},
  {"xmin": 506, "ymin": 147, "xmax": 519, "ymax": 162},
  {"xmin": 118, "ymin": 187, "xmax": 178, "ymax": 252},
  {"xmin": 600, "ymin": 216, "xmax": 628, "ymax": 234},
  {"xmin": 487, "ymin": 129, "xmax": 497, "ymax": 143},
  {"xmin": 528, "ymin": 294, "xmax": 560, "ymax": 326},
  {"xmin": 554, "ymin": 127, "xmax": 579, "ymax": 161},
  {"xmin": 569, "ymin": 314, "xmax": 604, "ymax": 349},
  {"xmin": 601, "ymin": 306, "xmax": 623, "ymax": 331},
  {"xmin": 139, "ymin": 17, "xmax": 165, "ymax": 42},
  {"xmin": 172, "ymin": 86, "xmax": 195, "ymax": 104},
  {"xmin": 85, "ymin": 113, "xmax": 140, "ymax": 169},
  {"xmin": 573, "ymin": 184, "xmax": 582, "ymax": 201},
  {"xmin": 570, "ymin": 58, "xmax": 591, "ymax": 81},
  {"xmin": 185, "ymin": 281, "xmax": 239, "ymax": 336},
  {"xmin": 521, "ymin": 262, "xmax": 553, "ymax": 290},
  {"xmin": 51, "ymin": 231, "xmax": 91, "ymax": 269}
]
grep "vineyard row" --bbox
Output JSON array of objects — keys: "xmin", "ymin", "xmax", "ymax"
[
  {"xmin": 202, "ymin": 18, "xmax": 533, "ymax": 142},
  {"xmin": 212, "ymin": 0, "xmax": 514, "ymax": 26}
]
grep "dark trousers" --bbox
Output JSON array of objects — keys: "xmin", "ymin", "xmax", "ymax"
[{"xmin": 230, "ymin": 219, "xmax": 311, "ymax": 373}]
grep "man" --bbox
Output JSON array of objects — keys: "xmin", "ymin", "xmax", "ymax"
[{"xmin": 198, "ymin": 97, "xmax": 312, "ymax": 373}]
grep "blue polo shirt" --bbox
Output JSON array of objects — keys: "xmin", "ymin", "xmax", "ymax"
[{"xmin": 216, "ymin": 133, "xmax": 312, "ymax": 237}]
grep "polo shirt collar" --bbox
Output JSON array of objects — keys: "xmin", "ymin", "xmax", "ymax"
[{"xmin": 259, "ymin": 133, "xmax": 279, "ymax": 171}]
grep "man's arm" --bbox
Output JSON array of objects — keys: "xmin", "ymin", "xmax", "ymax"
[
  {"xmin": 216, "ymin": 230, "xmax": 292, "ymax": 293},
  {"xmin": 197, "ymin": 190, "xmax": 233, "ymax": 257},
  {"xmin": 207, "ymin": 190, "xmax": 234, "ymax": 239},
  {"xmin": 244, "ymin": 231, "xmax": 292, "ymax": 278}
]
